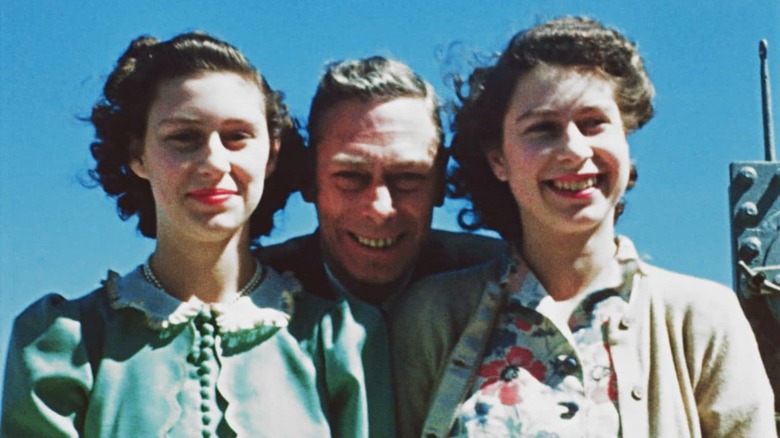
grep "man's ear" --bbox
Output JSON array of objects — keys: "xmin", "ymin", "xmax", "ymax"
[
  {"xmin": 265, "ymin": 138, "xmax": 282, "ymax": 178},
  {"xmin": 486, "ymin": 148, "xmax": 508, "ymax": 182},
  {"xmin": 128, "ymin": 141, "xmax": 149, "ymax": 179},
  {"xmin": 433, "ymin": 146, "xmax": 448, "ymax": 207},
  {"xmin": 300, "ymin": 147, "xmax": 316, "ymax": 203}
]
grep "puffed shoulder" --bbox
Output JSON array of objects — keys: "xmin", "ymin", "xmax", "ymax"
[
  {"xmin": 10, "ymin": 291, "xmax": 102, "ymax": 349},
  {"xmin": 3, "ymin": 293, "xmax": 97, "ymax": 437}
]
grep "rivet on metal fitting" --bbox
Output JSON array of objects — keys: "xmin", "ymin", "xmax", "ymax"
[
  {"xmin": 738, "ymin": 166, "xmax": 758, "ymax": 185},
  {"xmin": 738, "ymin": 202, "xmax": 759, "ymax": 224},
  {"xmin": 739, "ymin": 237, "xmax": 762, "ymax": 262}
]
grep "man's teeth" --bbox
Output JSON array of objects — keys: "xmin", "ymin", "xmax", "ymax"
[
  {"xmin": 552, "ymin": 176, "xmax": 598, "ymax": 191},
  {"xmin": 356, "ymin": 235, "xmax": 397, "ymax": 249}
]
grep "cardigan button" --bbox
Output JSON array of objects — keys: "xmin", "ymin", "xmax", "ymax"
[
  {"xmin": 631, "ymin": 386, "xmax": 645, "ymax": 400},
  {"xmin": 619, "ymin": 315, "xmax": 634, "ymax": 330},
  {"xmin": 554, "ymin": 355, "xmax": 579, "ymax": 375}
]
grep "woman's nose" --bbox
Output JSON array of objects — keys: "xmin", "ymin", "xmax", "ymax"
[
  {"xmin": 557, "ymin": 122, "xmax": 594, "ymax": 160},
  {"xmin": 200, "ymin": 133, "xmax": 231, "ymax": 175}
]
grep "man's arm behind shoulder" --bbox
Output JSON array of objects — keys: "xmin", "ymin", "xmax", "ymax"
[{"xmin": 422, "ymin": 229, "xmax": 507, "ymax": 274}]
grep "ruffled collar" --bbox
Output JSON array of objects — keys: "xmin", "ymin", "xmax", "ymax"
[{"xmin": 103, "ymin": 264, "xmax": 298, "ymax": 334}]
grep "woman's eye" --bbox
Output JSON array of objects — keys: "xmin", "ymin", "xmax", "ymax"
[
  {"xmin": 221, "ymin": 131, "xmax": 253, "ymax": 149},
  {"xmin": 165, "ymin": 131, "xmax": 201, "ymax": 148},
  {"xmin": 578, "ymin": 117, "xmax": 608, "ymax": 135},
  {"xmin": 525, "ymin": 121, "xmax": 560, "ymax": 138}
]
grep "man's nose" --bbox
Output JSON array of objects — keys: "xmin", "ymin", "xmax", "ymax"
[{"xmin": 363, "ymin": 183, "xmax": 396, "ymax": 223}]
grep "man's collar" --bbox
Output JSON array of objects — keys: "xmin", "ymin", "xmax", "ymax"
[{"xmin": 322, "ymin": 259, "xmax": 412, "ymax": 308}]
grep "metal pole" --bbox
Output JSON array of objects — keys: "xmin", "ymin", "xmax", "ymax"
[{"xmin": 760, "ymin": 39, "xmax": 776, "ymax": 161}]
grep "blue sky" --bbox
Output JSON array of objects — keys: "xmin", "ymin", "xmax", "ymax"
[{"xmin": 1, "ymin": 1, "xmax": 778, "ymax": 389}]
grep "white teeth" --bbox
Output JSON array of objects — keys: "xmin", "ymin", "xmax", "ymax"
[
  {"xmin": 552, "ymin": 176, "xmax": 598, "ymax": 191},
  {"xmin": 356, "ymin": 235, "xmax": 398, "ymax": 249}
]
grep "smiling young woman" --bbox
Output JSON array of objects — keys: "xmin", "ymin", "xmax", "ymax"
[
  {"xmin": 391, "ymin": 17, "xmax": 775, "ymax": 437},
  {"xmin": 1, "ymin": 32, "xmax": 366, "ymax": 437}
]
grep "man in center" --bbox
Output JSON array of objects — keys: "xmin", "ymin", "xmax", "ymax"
[{"xmin": 261, "ymin": 56, "xmax": 504, "ymax": 436}]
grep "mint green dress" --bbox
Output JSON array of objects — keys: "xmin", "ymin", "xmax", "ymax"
[{"xmin": 1, "ymin": 265, "xmax": 367, "ymax": 437}]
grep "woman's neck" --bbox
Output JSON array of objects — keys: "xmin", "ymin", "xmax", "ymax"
[
  {"xmin": 149, "ymin": 228, "xmax": 256, "ymax": 303},
  {"xmin": 519, "ymin": 219, "xmax": 617, "ymax": 301}
]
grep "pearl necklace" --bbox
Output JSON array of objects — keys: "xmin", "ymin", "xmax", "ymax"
[{"xmin": 142, "ymin": 259, "xmax": 265, "ymax": 299}]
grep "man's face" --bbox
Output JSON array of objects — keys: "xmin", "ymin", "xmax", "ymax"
[{"xmin": 313, "ymin": 97, "xmax": 440, "ymax": 289}]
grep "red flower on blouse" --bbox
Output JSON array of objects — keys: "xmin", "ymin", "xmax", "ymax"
[
  {"xmin": 478, "ymin": 346, "xmax": 548, "ymax": 405},
  {"xmin": 514, "ymin": 317, "xmax": 533, "ymax": 332}
]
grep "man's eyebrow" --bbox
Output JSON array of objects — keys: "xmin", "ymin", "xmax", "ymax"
[
  {"xmin": 329, "ymin": 153, "xmax": 371, "ymax": 166},
  {"xmin": 385, "ymin": 160, "xmax": 434, "ymax": 172}
]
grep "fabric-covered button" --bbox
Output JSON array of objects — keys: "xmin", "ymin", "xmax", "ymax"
[
  {"xmin": 202, "ymin": 430, "xmax": 212, "ymax": 438},
  {"xmin": 200, "ymin": 401, "xmax": 211, "ymax": 413},
  {"xmin": 187, "ymin": 351, "xmax": 200, "ymax": 363},
  {"xmin": 631, "ymin": 386, "xmax": 644, "ymax": 400},
  {"xmin": 200, "ymin": 323, "xmax": 215, "ymax": 335},
  {"xmin": 200, "ymin": 334, "xmax": 215, "ymax": 349},
  {"xmin": 200, "ymin": 388, "xmax": 210, "ymax": 399},
  {"xmin": 199, "ymin": 376, "xmax": 211, "ymax": 387},
  {"xmin": 198, "ymin": 363, "xmax": 213, "ymax": 376},
  {"xmin": 199, "ymin": 349, "xmax": 214, "ymax": 362},
  {"xmin": 202, "ymin": 413, "xmax": 212, "ymax": 425}
]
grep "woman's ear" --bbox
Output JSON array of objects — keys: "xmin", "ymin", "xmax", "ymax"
[
  {"xmin": 265, "ymin": 138, "xmax": 281, "ymax": 178},
  {"xmin": 486, "ymin": 148, "xmax": 508, "ymax": 182},
  {"xmin": 128, "ymin": 141, "xmax": 149, "ymax": 179}
]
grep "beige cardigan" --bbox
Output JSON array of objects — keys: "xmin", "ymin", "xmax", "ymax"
[{"xmin": 390, "ymin": 239, "xmax": 776, "ymax": 437}]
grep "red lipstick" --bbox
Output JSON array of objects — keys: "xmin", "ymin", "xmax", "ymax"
[{"xmin": 188, "ymin": 188, "xmax": 236, "ymax": 205}]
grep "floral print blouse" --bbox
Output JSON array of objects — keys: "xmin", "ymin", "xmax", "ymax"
[{"xmin": 453, "ymin": 247, "xmax": 639, "ymax": 437}]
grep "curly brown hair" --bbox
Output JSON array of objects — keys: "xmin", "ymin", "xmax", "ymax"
[
  {"xmin": 449, "ymin": 16, "xmax": 654, "ymax": 242},
  {"xmin": 87, "ymin": 31, "xmax": 304, "ymax": 241}
]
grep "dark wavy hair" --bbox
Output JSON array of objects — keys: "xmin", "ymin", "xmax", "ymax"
[
  {"xmin": 302, "ymin": 56, "xmax": 446, "ymax": 204},
  {"xmin": 450, "ymin": 16, "xmax": 654, "ymax": 242},
  {"xmin": 87, "ymin": 31, "xmax": 304, "ymax": 241}
]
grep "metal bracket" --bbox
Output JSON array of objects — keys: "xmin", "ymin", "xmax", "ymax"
[{"xmin": 737, "ymin": 260, "xmax": 780, "ymax": 297}]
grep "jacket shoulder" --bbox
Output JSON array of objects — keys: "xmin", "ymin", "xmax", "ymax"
[
  {"xmin": 394, "ymin": 258, "xmax": 502, "ymax": 325},
  {"xmin": 257, "ymin": 233, "xmax": 317, "ymax": 266},
  {"xmin": 415, "ymin": 230, "xmax": 506, "ymax": 279}
]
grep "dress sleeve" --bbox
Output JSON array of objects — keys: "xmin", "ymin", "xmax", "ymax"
[
  {"xmin": 1, "ymin": 294, "xmax": 93, "ymax": 437},
  {"xmin": 690, "ymin": 286, "xmax": 777, "ymax": 437}
]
